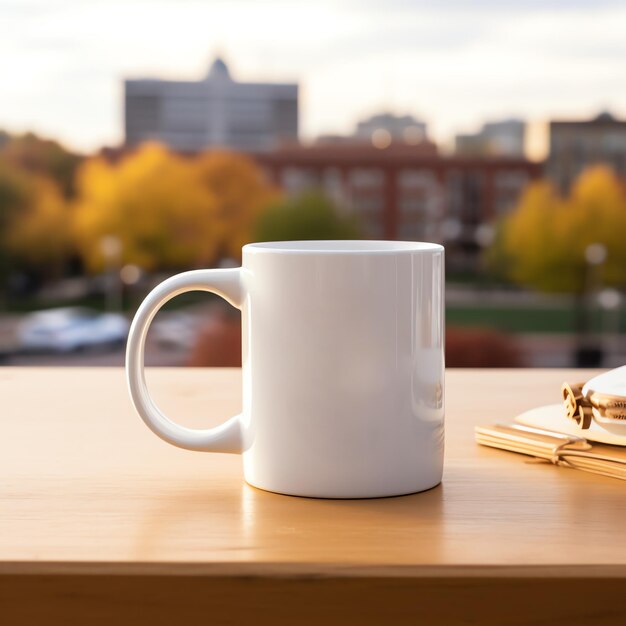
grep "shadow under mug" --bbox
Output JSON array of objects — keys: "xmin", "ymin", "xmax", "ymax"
[{"xmin": 126, "ymin": 240, "xmax": 445, "ymax": 498}]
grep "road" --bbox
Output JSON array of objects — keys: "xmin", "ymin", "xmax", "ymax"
[
  {"xmin": 3, "ymin": 335, "xmax": 188, "ymax": 367},
  {"xmin": 1, "ymin": 303, "xmax": 623, "ymax": 368}
]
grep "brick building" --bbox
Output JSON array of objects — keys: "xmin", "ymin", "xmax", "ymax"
[{"xmin": 253, "ymin": 143, "xmax": 543, "ymax": 262}]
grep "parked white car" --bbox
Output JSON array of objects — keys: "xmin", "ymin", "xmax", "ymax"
[{"xmin": 18, "ymin": 308, "xmax": 129, "ymax": 353}]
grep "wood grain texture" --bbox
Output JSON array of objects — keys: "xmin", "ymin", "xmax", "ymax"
[{"xmin": 2, "ymin": 367, "xmax": 626, "ymax": 624}]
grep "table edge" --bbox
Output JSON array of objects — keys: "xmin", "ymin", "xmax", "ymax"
[{"xmin": 2, "ymin": 562, "xmax": 626, "ymax": 578}]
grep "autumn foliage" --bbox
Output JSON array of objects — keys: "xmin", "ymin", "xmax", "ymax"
[
  {"xmin": 5, "ymin": 178, "xmax": 72, "ymax": 274},
  {"xmin": 0, "ymin": 151, "xmax": 75, "ymax": 279},
  {"xmin": 0, "ymin": 136, "xmax": 283, "ymax": 287},
  {"xmin": 487, "ymin": 166, "xmax": 626, "ymax": 293},
  {"xmin": 73, "ymin": 144, "xmax": 277, "ymax": 272},
  {"xmin": 195, "ymin": 151, "xmax": 277, "ymax": 260}
]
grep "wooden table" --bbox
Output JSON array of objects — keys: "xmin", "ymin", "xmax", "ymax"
[{"xmin": 2, "ymin": 367, "xmax": 626, "ymax": 625}]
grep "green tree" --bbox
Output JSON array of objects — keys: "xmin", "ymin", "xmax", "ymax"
[
  {"xmin": 486, "ymin": 166, "xmax": 626, "ymax": 293},
  {"xmin": 252, "ymin": 191, "xmax": 361, "ymax": 243},
  {"xmin": 5, "ymin": 177, "xmax": 73, "ymax": 278},
  {"xmin": 0, "ymin": 160, "xmax": 75, "ymax": 301},
  {"xmin": 0, "ymin": 163, "xmax": 35, "ymax": 297}
]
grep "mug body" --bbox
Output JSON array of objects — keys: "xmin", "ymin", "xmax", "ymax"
[{"xmin": 240, "ymin": 241, "xmax": 445, "ymax": 498}]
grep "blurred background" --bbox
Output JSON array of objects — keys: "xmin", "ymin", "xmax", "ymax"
[{"xmin": 0, "ymin": 0, "xmax": 625, "ymax": 368}]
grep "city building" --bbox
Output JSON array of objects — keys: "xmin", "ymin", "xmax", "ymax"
[
  {"xmin": 253, "ymin": 143, "xmax": 542, "ymax": 267},
  {"xmin": 317, "ymin": 112, "xmax": 427, "ymax": 148},
  {"xmin": 455, "ymin": 119, "xmax": 525, "ymax": 157},
  {"xmin": 548, "ymin": 111, "xmax": 626, "ymax": 191},
  {"xmin": 124, "ymin": 58, "xmax": 298, "ymax": 152},
  {"xmin": 355, "ymin": 112, "xmax": 427, "ymax": 144}
]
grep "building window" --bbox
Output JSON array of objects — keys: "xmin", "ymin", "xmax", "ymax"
[
  {"xmin": 126, "ymin": 94, "xmax": 161, "ymax": 135},
  {"xmin": 494, "ymin": 170, "xmax": 529, "ymax": 215},
  {"xmin": 398, "ymin": 169, "xmax": 436, "ymax": 189},
  {"xmin": 349, "ymin": 168, "xmax": 385, "ymax": 189},
  {"xmin": 347, "ymin": 168, "xmax": 385, "ymax": 226},
  {"xmin": 281, "ymin": 167, "xmax": 319, "ymax": 194},
  {"xmin": 445, "ymin": 170, "xmax": 464, "ymax": 218},
  {"xmin": 322, "ymin": 168, "xmax": 348, "ymax": 212},
  {"xmin": 398, "ymin": 169, "xmax": 442, "ymax": 240}
]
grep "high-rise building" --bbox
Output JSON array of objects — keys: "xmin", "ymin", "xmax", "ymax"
[
  {"xmin": 124, "ymin": 58, "xmax": 298, "ymax": 152},
  {"xmin": 455, "ymin": 119, "xmax": 525, "ymax": 157},
  {"xmin": 548, "ymin": 111, "xmax": 626, "ymax": 191}
]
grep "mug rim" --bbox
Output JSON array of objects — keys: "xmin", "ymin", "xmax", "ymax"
[{"xmin": 243, "ymin": 240, "xmax": 444, "ymax": 254}]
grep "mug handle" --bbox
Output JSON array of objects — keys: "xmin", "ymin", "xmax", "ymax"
[{"xmin": 125, "ymin": 268, "xmax": 244, "ymax": 454}]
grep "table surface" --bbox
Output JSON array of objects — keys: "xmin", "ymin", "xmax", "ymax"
[{"xmin": 2, "ymin": 366, "xmax": 625, "ymax": 578}]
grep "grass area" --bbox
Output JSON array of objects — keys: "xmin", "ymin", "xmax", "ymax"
[
  {"xmin": 447, "ymin": 306, "xmax": 574, "ymax": 333},
  {"xmin": 447, "ymin": 304, "xmax": 624, "ymax": 334}
]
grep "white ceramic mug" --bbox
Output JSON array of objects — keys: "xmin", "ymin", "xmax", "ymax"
[{"xmin": 126, "ymin": 240, "xmax": 445, "ymax": 498}]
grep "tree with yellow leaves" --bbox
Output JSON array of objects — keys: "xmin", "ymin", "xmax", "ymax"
[
  {"xmin": 73, "ymin": 144, "xmax": 276, "ymax": 273},
  {"xmin": 487, "ymin": 166, "xmax": 626, "ymax": 293},
  {"xmin": 194, "ymin": 151, "xmax": 277, "ymax": 260},
  {"xmin": 73, "ymin": 144, "xmax": 221, "ymax": 272}
]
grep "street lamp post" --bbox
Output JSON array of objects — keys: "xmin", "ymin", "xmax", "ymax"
[
  {"xmin": 575, "ymin": 243, "xmax": 607, "ymax": 367},
  {"xmin": 598, "ymin": 288, "xmax": 622, "ymax": 365},
  {"xmin": 474, "ymin": 223, "xmax": 495, "ymax": 290}
]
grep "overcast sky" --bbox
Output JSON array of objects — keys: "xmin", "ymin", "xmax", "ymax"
[{"xmin": 1, "ymin": 0, "xmax": 625, "ymax": 156}]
